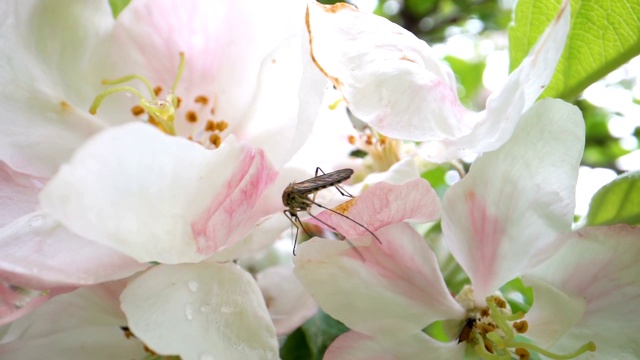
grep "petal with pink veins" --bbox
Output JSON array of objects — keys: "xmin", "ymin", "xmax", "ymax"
[
  {"xmin": 324, "ymin": 330, "xmax": 464, "ymax": 360},
  {"xmin": 524, "ymin": 225, "xmax": 640, "ymax": 358},
  {"xmin": 0, "ymin": 281, "xmax": 146, "ymax": 359},
  {"xmin": 294, "ymin": 222, "xmax": 464, "ymax": 339},
  {"xmin": 39, "ymin": 123, "xmax": 277, "ymax": 264},
  {"xmin": 120, "ymin": 262, "xmax": 278, "ymax": 360},
  {"xmin": 256, "ymin": 265, "xmax": 317, "ymax": 336},
  {"xmin": 0, "ymin": 162, "xmax": 44, "ymax": 227},
  {"xmin": 0, "ymin": 210, "xmax": 147, "ymax": 291},
  {"xmin": 312, "ymin": 178, "xmax": 441, "ymax": 239},
  {"xmin": 442, "ymin": 99, "xmax": 584, "ymax": 303}
]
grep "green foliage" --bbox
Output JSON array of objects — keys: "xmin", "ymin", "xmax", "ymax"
[
  {"xmin": 579, "ymin": 100, "xmax": 631, "ymax": 169},
  {"xmin": 444, "ymin": 56, "xmax": 487, "ymax": 108},
  {"xmin": 108, "ymin": 0, "xmax": 130, "ymax": 19},
  {"xmin": 500, "ymin": 278, "xmax": 533, "ymax": 313},
  {"xmin": 586, "ymin": 171, "xmax": 640, "ymax": 226},
  {"xmin": 280, "ymin": 310, "xmax": 349, "ymax": 359},
  {"xmin": 509, "ymin": 0, "xmax": 640, "ymax": 100}
]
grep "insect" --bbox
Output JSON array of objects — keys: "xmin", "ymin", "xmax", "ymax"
[
  {"xmin": 457, "ymin": 318, "xmax": 477, "ymax": 344},
  {"xmin": 282, "ymin": 167, "xmax": 381, "ymax": 255}
]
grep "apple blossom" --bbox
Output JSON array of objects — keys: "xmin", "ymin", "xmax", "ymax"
[
  {"xmin": 305, "ymin": 0, "xmax": 571, "ymax": 162},
  {"xmin": 0, "ymin": 0, "xmax": 328, "ymax": 357},
  {"xmin": 295, "ymin": 99, "xmax": 638, "ymax": 359}
]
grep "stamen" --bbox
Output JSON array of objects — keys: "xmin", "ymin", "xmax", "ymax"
[
  {"xmin": 347, "ymin": 134, "xmax": 356, "ymax": 145},
  {"xmin": 194, "ymin": 95, "xmax": 209, "ymax": 105},
  {"xmin": 513, "ymin": 320, "xmax": 528, "ymax": 333},
  {"xmin": 205, "ymin": 120, "xmax": 216, "ymax": 132},
  {"xmin": 515, "ymin": 348, "xmax": 530, "ymax": 360},
  {"xmin": 131, "ymin": 105, "xmax": 145, "ymax": 116},
  {"xmin": 209, "ymin": 133, "xmax": 221, "ymax": 148},
  {"xmin": 176, "ymin": 96, "xmax": 182, "ymax": 108},
  {"xmin": 328, "ymin": 97, "xmax": 343, "ymax": 110},
  {"xmin": 153, "ymin": 86, "xmax": 162, "ymax": 97},
  {"xmin": 186, "ymin": 111, "xmax": 198, "ymax": 123},
  {"xmin": 216, "ymin": 120, "xmax": 229, "ymax": 132}
]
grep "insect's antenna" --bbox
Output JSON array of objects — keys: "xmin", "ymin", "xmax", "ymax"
[{"xmin": 307, "ymin": 198, "xmax": 382, "ymax": 244}]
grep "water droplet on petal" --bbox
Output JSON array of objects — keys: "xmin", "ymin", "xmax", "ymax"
[
  {"xmin": 221, "ymin": 305, "xmax": 233, "ymax": 313},
  {"xmin": 28, "ymin": 215, "xmax": 44, "ymax": 227},
  {"xmin": 185, "ymin": 302, "xmax": 194, "ymax": 320},
  {"xmin": 188, "ymin": 280, "xmax": 199, "ymax": 292}
]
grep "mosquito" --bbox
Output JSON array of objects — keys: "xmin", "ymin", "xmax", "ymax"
[{"xmin": 282, "ymin": 167, "xmax": 381, "ymax": 255}]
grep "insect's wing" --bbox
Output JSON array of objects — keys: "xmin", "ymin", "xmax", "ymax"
[{"xmin": 292, "ymin": 169, "xmax": 354, "ymax": 194}]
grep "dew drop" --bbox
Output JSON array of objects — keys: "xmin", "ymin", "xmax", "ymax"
[
  {"xmin": 184, "ymin": 302, "xmax": 194, "ymax": 320},
  {"xmin": 28, "ymin": 215, "xmax": 44, "ymax": 228},
  {"xmin": 188, "ymin": 280, "xmax": 199, "ymax": 292},
  {"xmin": 221, "ymin": 305, "xmax": 233, "ymax": 313}
]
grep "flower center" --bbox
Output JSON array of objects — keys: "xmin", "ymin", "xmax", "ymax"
[
  {"xmin": 457, "ymin": 294, "xmax": 596, "ymax": 360},
  {"xmin": 347, "ymin": 127, "xmax": 402, "ymax": 173},
  {"xmin": 89, "ymin": 53, "xmax": 230, "ymax": 149}
]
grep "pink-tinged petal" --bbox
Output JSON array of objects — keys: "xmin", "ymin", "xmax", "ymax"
[
  {"xmin": 306, "ymin": 2, "xmax": 467, "ymax": 143},
  {"xmin": 120, "ymin": 263, "xmax": 278, "ymax": 360},
  {"xmin": 442, "ymin": 99, "xmax": 584, "ymax": 302},
  {"xmin": 0, "ymin": 281, "xmax": 146, "ymax": 359},
  {"xmin": 312, "ymin": 178, "xmax": 440, "ymax": 239},
  {"xmin": 325, "ymin": 331, "xmax": 464, "ymax": 360},
  {"xmin": 294, "ymin": 222, "xmax": 464, "ymax": 338},
  {"xmin": 0, "ymin": 162, "xmax": 44, "ymax": 227},
  {"xmin": 0, "ymin": 211, "xmax": 147, "ymax": 291},
  {"xmin": 256, "ymin": 265, "xmax": 317, "ymax": 336},
  {"xmin": 525, "ymin": 225, "xmax": 640, "ymax": 358},
  {"xmin": 0, "ymin": 1, "xmax": 110, "ymax": 177},
  {"xmin": 423, "ymin": 0, "xmax": 571, "ymax": 161},
  {"xmin": 0, "ymin": 284, "xmax": 53, "ymax": 327},
  {"xmin": 40, "ymin": 123, "xmax": 277, "ymax": 264}
]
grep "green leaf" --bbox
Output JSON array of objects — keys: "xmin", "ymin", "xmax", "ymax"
[
  {"xmin": 280, "ymin": 310, "xmax": 348, "ymax": 360},
  {"xmin": 444, "ymin": 56, "xmax": 486, "ymax": 108},
  {"xmin": 509, "ymin": 0, "xmax": 640, "ymax": 100},
  {"xmin": 108, "ymin": 0, "xmax": 131, "ymax": 19},
  {"xmin": 586, "ymin": 171, "xmax": 640, "ymax": 226}
]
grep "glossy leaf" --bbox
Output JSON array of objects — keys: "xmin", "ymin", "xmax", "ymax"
[
  {"xmin": 509, "ymin": 0, "xmax": 640, "ymax": 100},
  {"xmin": 586, "ymin": 171, "xmax": 640, "ymax": 226}
]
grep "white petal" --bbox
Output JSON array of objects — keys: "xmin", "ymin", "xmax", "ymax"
[
  {"xmin": 120, "ymin": 263, "xmax": 278, "ymax": 360},
  {"xmin": 325, "ymin": 331, "xmax": 464, "ymax": 360},
  {"xmin": 40, "ymin": 123, "xmax": 277, "ymax": 264},
  {"xmin": 0, "ymin": 282, "xmax": 145, "ymax": 360},
  {"xmin": 526, "ymin": 225, "xmax": 640, "ymax": 358},
  {"xmin": 0, "ymin": 0, "xmax": 111, "ymax": 177},
  {"xmin": 423, "ymin": 0, "xmax": 571, "ymax": 161},
  {"xmin": 0, "ymin": 163, "xmax": 43, "ymax": 227},
  {"xmin": 306, "ymin": 2, "xmax": 467, "ymax": 142},
  {"xmin": 256, "ymin": 265, "xmax": 317, "ymax": 336},
  {"xmin": 0, "ymin": 210, "xmax": 147, "ymax": 290},
  {"xmin": 442, "ymin": 99, "xmax": 584, "ymax": 302},
  {"xmin": 294, "ymin": 222, "xmax": 464, "ymax": 339}
]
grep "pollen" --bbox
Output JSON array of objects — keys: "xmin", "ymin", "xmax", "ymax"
[
  {"xmin": 347, "ymin": 134, "xmax": 356, "ymax": 145},
  {"xmin": 194, "ymin": 95, "xmax": 209, "ymax": 106},
  {"xmin": 186, "ymin": 110, "xmax": 198, "ymax": 123},
  {"xmin": 216, "ymin": 120, "xmax": 229, "ymax": 132},
  {"xmin": 209, "ymin": 133, "xmax": 221, "ymax": 148},
  {"xmin": 153, "ymin": 86, "xmax": 162, "ymax": 97},
  {"xmin": 513, "ymin": 320, "xmax": 528, "ymax": 333},
  {"xmin": 131, "ymin": 105, "xmax": 145, "ymax": 116},
  {"xmin": 205, "ymin": 120, "xmax": 216, "ymax": 132},
  {"xmin": 515, "ymin": 348, "xmax": 530, "ymax": 360}
]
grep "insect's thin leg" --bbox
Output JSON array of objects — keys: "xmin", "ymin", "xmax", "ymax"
[
  {"xmin": 307, "ymin": 198, "xmax": 382, "ymax": 244},
  {"xmin": 315, "ymin": 167, "xmax": 326, "ymax": 177},
  {"xmin": 333, "ymin": 183, "xmax": 353, "ymax": 198},
  {"xmin": 306, "ymin": 211, "xmax": 366, "ymax": 262},
  {"xmin": 284, "ymin": 210, "xmax": 315, "ymax": 256}
]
